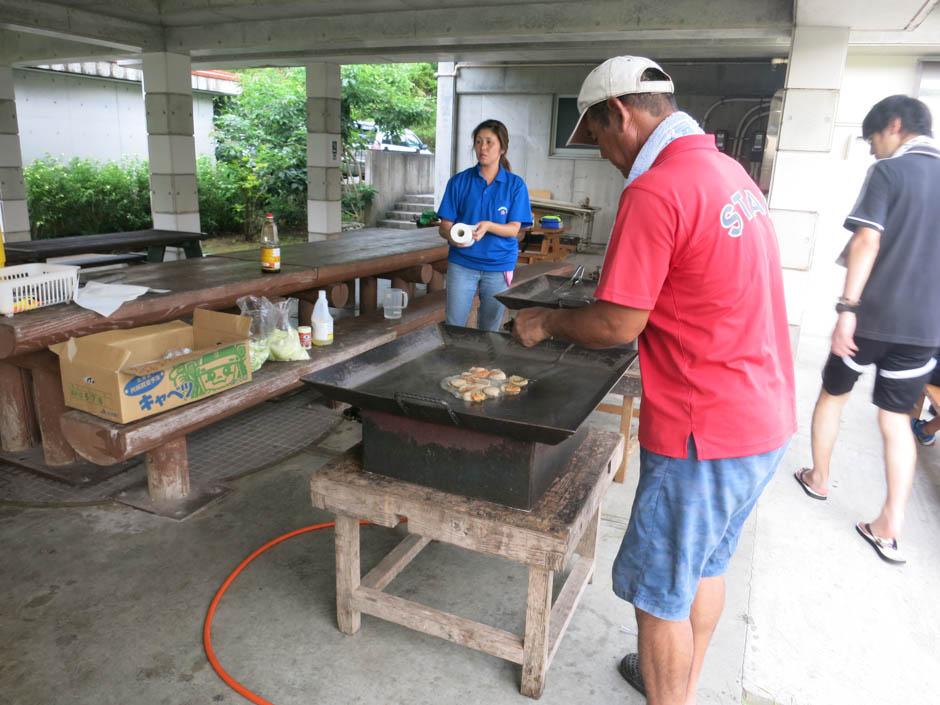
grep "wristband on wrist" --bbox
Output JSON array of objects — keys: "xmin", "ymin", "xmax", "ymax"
[
  {"xmin": 835, "ymin": 301, "xmax": 860, "ymax": 314},
  {"xmin": 838, "ymin": 296, "xmax": 860, "ymax": 306}
]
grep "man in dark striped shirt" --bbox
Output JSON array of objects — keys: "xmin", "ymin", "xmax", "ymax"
[{"xmin": 795, "ymin": 95, "xmax": 940, "ymax": 565}]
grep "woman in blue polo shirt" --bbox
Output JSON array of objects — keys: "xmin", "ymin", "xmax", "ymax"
[{"xmin": 437, "ymin": 119, "xmax": 532, "ymax": 330}]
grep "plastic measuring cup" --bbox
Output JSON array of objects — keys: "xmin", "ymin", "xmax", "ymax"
[{"xmin": 383, "ymin": 288, "xmax": 409, "ymax": 319}]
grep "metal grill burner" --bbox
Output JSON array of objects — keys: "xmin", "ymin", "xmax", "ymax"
[{"xmin": 302, "ymin": 324, "xmax": 636, "ymax": 509}]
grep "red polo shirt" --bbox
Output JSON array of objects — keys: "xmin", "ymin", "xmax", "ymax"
[{"xmin": 595, "ymin": 134, "xmax": 796, "ymax": 459}]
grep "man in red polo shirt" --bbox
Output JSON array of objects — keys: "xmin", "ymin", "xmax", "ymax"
[{"xmin": 513, "ymin": 56, "xmax": 796, "ymax": 705}]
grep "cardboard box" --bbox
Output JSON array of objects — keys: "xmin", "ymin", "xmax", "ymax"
[{"xmin": 51, "ymin": 308, "xmax": 252, "ymax": 423}]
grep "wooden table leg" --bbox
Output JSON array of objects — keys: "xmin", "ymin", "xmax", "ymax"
[
  {"xmin": 147, "ymin": 245, "xmax": 167, "ymax": 262},
  {"xmin": 146, "ymin": 437, "xmax": 190, "ymax": 500},
  {"xmin": 335, "ymin": 514, "xmax": 362, "ymax": 635},
  {"xmin": 298, "ymin": 299, "xmax": 314, "ymax": 330},
  {"xmin": 391, "ymin": 277, "xmax": 416, "ymax": 301},
  {"xmin": 521, "ymin": 566, "xmax": 552, "ymax": 698},
  {"xmin": 0, "ymin": 361, "xmax": 39, "ymax": 452},
  {"xmin": 428, "ymin": 270, "xmax": 445, "ymax": 293},
  {"xmin": 182, "ymin": 241, "xmax": 204, "ymax": 258},
  {"xmin": 30, "ymin": 364, "xmax": 77, "ymax": 466},
  {"xmin": 360, "ymin": 276, "xmax": 378, "ymax": 314},
  {"xmin": 614, "ymin": 395, "xmax": 635, "ymax": 483},
  {"xmin": 344, "ymin": 279, "xmax": 357, "ymax": 309},
  {"xmin": 576, "ymin": 507, "xmax": 600, "ymax": 584}
]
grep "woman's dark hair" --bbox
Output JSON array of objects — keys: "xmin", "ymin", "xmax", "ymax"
[
  {"xmin": 862, "ymin": 95, "xmax": 932, "ymax": 139},
  {"xmin": 472, "ymin": 119, "xmax": 511, "ymax": 171}
]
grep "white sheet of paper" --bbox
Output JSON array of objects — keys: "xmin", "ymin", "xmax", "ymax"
[{"xmin": 73, "ymin": 281, "xmax": 163, "ymax": 317}]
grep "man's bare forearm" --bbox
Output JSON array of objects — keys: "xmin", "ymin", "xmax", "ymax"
[
  {"xmin": 525, "ymin": 301, "xmax": 650, "ymax": 349},
  {"xmin": 843, "ymin": 226, "xmax": 881, "ymax": 301}
]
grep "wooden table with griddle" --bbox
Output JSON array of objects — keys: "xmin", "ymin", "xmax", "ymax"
[{"xmin": 310, "ymin": 427, "xmax": 624, "ymax": 698}]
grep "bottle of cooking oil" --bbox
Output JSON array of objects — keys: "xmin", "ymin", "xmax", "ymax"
[{"xmin": 260, "ymin": 213, "xmax": 280, "ymax": 274}]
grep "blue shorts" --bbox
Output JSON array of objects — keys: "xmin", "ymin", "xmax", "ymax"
[{"xmin": 612, "ymin": 437, "xmax": 788, "ymax": 621}]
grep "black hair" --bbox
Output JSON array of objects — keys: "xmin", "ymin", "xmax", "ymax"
[
  {"xmin": 586, "ymin": 68, "xmax": 678, "ymax": 127},
  {"xmin": 472, "ymin": 119, "xmax": 511, "ymax": 171},
  {"xmin": 862, "ymin": 95, "xmax": 932, "ymax": 139}
]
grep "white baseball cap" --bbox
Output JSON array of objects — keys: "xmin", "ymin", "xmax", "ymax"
[{"xmin": 567, "ymin": 56, "xmax": 674, "ymax": 146}]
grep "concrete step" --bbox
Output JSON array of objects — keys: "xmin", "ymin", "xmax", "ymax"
[
  {"xmin": 377, "ymin": 218, "xmax": 418, "ymax": 229},
  {"xmin": 396, "ymin": 202, "xmax": 433, "ymax": 212},
  {"xmin": 404, "ymin": 193, "xmax": 434, "ymax": 204},
  {"xmin": 385, "ymin": 209, "xmax": 421, "ymax": 221}
]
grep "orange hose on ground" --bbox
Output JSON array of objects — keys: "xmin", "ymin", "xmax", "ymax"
[{"xmin": 203, "ymin": 519, "xmax": 405, "ymax": 705}]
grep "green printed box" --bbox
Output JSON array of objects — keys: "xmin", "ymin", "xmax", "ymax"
[{"xmin": 51, "ymin": 308, "xmax": 252, "ymax": 423}]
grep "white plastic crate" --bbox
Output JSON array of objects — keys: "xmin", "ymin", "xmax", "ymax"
[{"xmin": 0, "ymin": 263, "xmax": 80, "ymax": 317}]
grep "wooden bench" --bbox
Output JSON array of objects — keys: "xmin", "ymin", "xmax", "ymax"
[
  {"xmin": 3, "ymin": 229, "xmax": 206, "ymax": 265},
  {"xmin": 518, "ymin": 226, "xmax": 576, "ymax": 264},
  {"xmin": 59, "ymin": 290, "xmax": 450, "ymax": 504},
  {"xmin": 911, "ymin": 383, "xmax": 940, "ymax": 421},
  {"xmin": 56, "ymin": 261, "xmax": 573, "ymax": 514}
]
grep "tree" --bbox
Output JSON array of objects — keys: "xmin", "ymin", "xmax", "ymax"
[
  {"xmin": 212, "ymin": 67, "xmax": 308, "ymax": 236},
  {"xmin": 340, "ymin": 63, "xmax": 436, "ymax": 150},
  {"xmin": 212, "ymin": 64, "xmax": 437, "ymax": 235}
]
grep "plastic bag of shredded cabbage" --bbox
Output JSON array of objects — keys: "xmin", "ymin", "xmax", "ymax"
[
  {"xmin": 237, "ymin": 295, "xmax": 276, "ymax": 370},
  {"xmin": 268, "ymin": 298, "xmax": 309, "ymax": 361},
  {"xmin": 247, "ymin": 336, "xmax": 270, "ymax": 371}
]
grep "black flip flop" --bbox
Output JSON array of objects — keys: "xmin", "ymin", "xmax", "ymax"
[
  {"xmin": 618, "ymin": 652, "xmax": 647, "ymax": 697},
  {"xmin": 794, "ymin": 468, "xmax": 827, "ymax": 501}
]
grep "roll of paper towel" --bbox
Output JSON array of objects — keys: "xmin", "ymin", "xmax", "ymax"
[{"xmin": 450, "ymin": 223, "xmax": 474, "ymax": 245}]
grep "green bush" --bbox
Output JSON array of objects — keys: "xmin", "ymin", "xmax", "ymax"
[
  {"xmin": 24, "ymin": 156, "xmax": 152, "ymax": 238},
  {"xmin": 341, "ymin": 183, "xmax": 377, "ymax": 223},
  {"xmin": 196, "ymin": 155, "xmax": 244, "ymax": 236}
]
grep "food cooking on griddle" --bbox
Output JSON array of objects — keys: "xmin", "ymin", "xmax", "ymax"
[{"xmin": 441, "ymin": 368, "xmax": 529, "ymax": 403}]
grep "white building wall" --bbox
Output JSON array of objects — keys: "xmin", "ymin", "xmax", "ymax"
[
  {"xmin": 13, "ymin": 68, "xmax": 218, "ymax": 166},
  {"xmin": 444, "ymin": 63, "xmax": 785, "ymax": 247},
  {"xmin": 790, "ymin": 53, "xmax": 921, "ymax": 336}
]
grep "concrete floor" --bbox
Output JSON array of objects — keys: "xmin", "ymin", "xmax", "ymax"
[{"xmin": 2, "ymin": 274, "xmax": 939, "ymax": 704}]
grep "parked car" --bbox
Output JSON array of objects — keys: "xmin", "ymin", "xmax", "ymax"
[{"xmin": 353, "ymin": 120, "xmax": 432, "ymax": 154}]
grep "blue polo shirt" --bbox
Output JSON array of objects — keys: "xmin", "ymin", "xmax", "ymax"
[{"xmin": 437, "ymin": 165, "xmax": 532, "ymax": 271}]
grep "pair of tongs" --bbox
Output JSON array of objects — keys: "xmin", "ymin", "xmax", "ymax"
[{"xmin": 551, "ymin": 264, "xmax": 585, "ymax": 297}]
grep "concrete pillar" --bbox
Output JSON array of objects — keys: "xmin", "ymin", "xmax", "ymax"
[
  {"xmin": 0, "ymin": 66, "xmax": 30, "ymax": 243},
  {"xmin": 768, "ymin": 26, "xmax": 849, "ymax": 330},
  {"xmin": 434, "ymin": 62, "xmax": 458, "ymax": 208},
  {"xmin": 141, "ymin": 52, "xmax": 200, "ymax": 242},
  {"xmin": 305, "ymin": 62, "xmax": 341, "ymax": 241}
]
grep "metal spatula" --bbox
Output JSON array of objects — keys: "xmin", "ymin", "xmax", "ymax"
[{"xmin": 550, "ymin": 264, "xmax": 585, "ymax": 297}]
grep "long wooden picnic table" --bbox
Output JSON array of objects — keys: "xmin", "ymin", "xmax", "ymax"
[
  {"xmin": 214, "ymin": 227, "xmax": 448, "ymax": 282},
  {"xmin": 0, "ymin": 227, "xmax": 451, "ymax": 474},
  {"xmin": 0, "ymin": 257, "xmax": 316, "ymax": 359},
  {"xmin": 0, "ymin": 228, "xmax": 448, "ymax": 359}
]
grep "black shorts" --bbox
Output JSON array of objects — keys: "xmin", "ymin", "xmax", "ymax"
[{"xmin": 821, "ymin": 338, "xmax": 938, "ymax": 412}]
